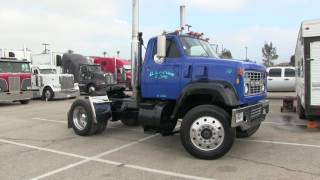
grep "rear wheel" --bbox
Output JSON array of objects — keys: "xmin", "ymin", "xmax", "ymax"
[
  {"xmin": 68, "ymin": 99, "xmax": 107, "ymax": 136},
  {"xmin": 236, "ymin": 123, "xmax": 261, "ymax": 138},
  {"xmin": 180, "ymin": 105, "xmax": 235, "ymax": 160}
]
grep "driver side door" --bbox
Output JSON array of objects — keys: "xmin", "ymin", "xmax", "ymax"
[{"xmin": 143, "ymin": 37, "xmax": 182, "ymax": 99}]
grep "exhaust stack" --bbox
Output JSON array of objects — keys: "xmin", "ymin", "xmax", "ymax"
[
  {"xmin": 180, "ymin": 5, "xmax": 186, "ymax": 31},
  {"xmin": 131, "ymin": 0, "xmax": 139, "ymax": 99}
]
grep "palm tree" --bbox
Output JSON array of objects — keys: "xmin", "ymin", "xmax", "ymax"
[{"xmin": 262, "ymin": 42, "xmax": 278, "ymax": 67}]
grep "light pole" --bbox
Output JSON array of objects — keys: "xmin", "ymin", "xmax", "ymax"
[
  {"xmin": 42, "ymin": 43, "xmax": 49, "ymax": 54},
  {"xmin": 245, "ymin": 46, "xmax": 248, "ymax": 60}
]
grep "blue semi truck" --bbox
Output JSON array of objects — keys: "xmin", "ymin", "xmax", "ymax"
[{"xmin": 67, "ymin": 1, "xmax": 269, "ymax": 159}]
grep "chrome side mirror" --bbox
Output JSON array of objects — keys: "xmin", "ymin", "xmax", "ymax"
[{"xmin": 154, "ymin": 35, "xmax": 166, "ymax": 64}]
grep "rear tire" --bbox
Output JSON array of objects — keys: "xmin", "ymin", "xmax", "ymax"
[
  {"xmin": 68, "ymin": 99, "xmax": 98, "ymax": 136},
  {"xmin": 95, "ymin": 121, "xmax": 107, "ymax": 134},
  {"xmin": 180, "ymin": 105, "xmax": 235, "ymax": 160},
  {"xmin": 236, "ymin": 123, "xmax": 261, "ymax": 138}
]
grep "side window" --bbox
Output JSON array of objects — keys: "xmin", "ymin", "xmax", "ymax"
[
  {"xmin": 152, "ymin": 38, "xmax": 181, "ymax": 59},
  {"xmin": 268, "ymin": 68, "xmax": 282, "ymax": 77},
  {"xmin": 285, "ymin": 68, "xmax": 295, "ymax": 77}
]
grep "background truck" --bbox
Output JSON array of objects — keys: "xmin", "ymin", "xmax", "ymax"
[
  {"xmin": 31, "ymin": 52, "xmax": 63, "ymax": 73},
  {"xmin": 30, "ymin": 65, "xmax": 80, "ymax": 100},
  {"xmin": 295, "ymin": 19, "xmax": 320, "ymax": 119},
  {"xmin": 61, "ymin": 53, "xmax": 115, "ymax": 95},
  {"xmin": 0, "ymin": 58, "xmax": 32, "ymax": 104},
  {"xmin": 92, "ymin": 57, "xmax": 132, "ymax": 89},
  {"xmin": 67, "ymin": 1, "xmax": 269, "ymax": 160},
  {"xmin": 267, "ymin": 66, "xmax": 296, "ymax": 92}
]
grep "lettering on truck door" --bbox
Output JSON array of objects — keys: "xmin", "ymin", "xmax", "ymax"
[{"xmin": 310, "ymin": 41, "xmax": 320, "ymax": 106}]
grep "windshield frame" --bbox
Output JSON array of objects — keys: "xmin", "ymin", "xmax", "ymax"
[{"xmin": 179, "ymin": 36, "xmax": 219, "ymax": 58}]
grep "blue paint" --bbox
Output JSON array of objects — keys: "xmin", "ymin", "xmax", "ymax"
[{"xmin": 141, "ymin": 34, "xmax": 266, "ymax": 105}]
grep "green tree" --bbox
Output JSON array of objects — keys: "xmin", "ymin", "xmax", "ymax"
[
  {"xmin": 262, "ymin": 42, "xmax": 278, "ymax": 67},
  {"xmin": 220, "ymin": 48, "xmax": 233, "ymax": 59}
]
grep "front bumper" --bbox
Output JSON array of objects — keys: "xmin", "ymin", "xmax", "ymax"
[
  {"xmin": 231, "ymin": 100, "xmax": 269, "ymax": 130},
  {"xmin": 0, "ymin": 91, "xmax": 33, "ymax": 102},
  {"xmin": 54, "ymin": 89, "xmax": 80, "ymax": 99}
]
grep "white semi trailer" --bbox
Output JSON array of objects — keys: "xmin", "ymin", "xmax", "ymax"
[{"xmin": 295, "ymin": 19, "xmax": 320, "ymax": 119}]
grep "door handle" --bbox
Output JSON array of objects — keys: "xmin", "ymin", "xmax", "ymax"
[
  {"xmin": 284, "ymin": 79, "xmax": 289, "ymax": 81},
  {"xmin": 268, "ymin": 79, "xmax": 273, "ymax": 81}
]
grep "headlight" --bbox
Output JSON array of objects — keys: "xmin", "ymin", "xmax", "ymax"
[{"xmin": 245, "ymin": 83, "xmax": 249, "ymax": 94}]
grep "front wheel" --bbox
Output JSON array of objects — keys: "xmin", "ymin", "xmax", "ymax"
[
  {"xmin": 180, "ymin": 105, "xmax": 235, "ymax": 160},
  {"xmin": 42, "ymin": 88, "xmax": 54, "ymax": 101}
]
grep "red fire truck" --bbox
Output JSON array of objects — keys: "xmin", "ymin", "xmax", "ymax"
[
  {"xmin": 0, "ymin": 58, "xmax": 33, "ymax": 104},
  {"xmin": 92, "ymin": 57, "xmax": 132, "ymax": 89}
]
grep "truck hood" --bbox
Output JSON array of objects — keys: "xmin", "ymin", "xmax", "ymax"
[{"xmin": 187, "ymin": 57, "xmax": 266, "ymax": 72}]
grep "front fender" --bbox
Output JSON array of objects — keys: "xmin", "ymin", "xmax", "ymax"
[{"xmin": 171, "ymin": 81, "xmax": 239, "ymax": 119}]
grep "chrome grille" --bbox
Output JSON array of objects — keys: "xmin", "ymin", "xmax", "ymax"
[
  {"xmin": 60, "ymin": 76, "xmax": 74, "ymax": 89},
  {"xmin": 245, "ymin": 71, "xmax": 265, "ymax": 96},
  {"xmin": 9, "ymin": 77, "xmax": 21, "ymax": 92}
]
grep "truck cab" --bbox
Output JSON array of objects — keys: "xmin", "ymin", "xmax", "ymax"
[
  {"xmin": 0, "ymin": 58, "xmax": 32, "ymax": 104},
  {"xmin": 61, "ymin": 53, "xmax": 115, "ymax": 95},
  {"xmin": 67, "ymin": 2, "xmax": 269, "ymax": 160},
  {"xmin": 92, "ymin": 57, "xmax": 132, "ymax": 89},
  {"xmin": 30, "ymin": 65, "xmax": 80, "ymax": 100}
]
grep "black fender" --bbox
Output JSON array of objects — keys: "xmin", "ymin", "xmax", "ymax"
[{"xmin": 171, "ymin": 81, "xmax": 239, "ymax": 120}]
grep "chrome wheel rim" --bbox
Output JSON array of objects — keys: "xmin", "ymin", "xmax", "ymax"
[
  {"xmin": 189, "ymin": 116, "xmax": 225, "ymax": 151},
  {"xmin": 88, "ymin": 86, "xmax": 95, "ymax": 94},
  {"xmin": 72, "ymin": 106, "xmax": 88, "ymax": 130},
  {"xmin": 45, "ymin": 90, "xmax": 51, "ymax": 99}
]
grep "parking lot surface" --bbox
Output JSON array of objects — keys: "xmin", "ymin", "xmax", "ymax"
[{"xmin": 0, "ymin": 97, "xmax": 320, "ymax": 180}]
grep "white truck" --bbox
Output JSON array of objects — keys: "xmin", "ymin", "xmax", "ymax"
[
  {"xmin": 30, "ymin": 65, "xmax": 80, "ymax": 100},
  {"xmin": 295, "ymin": 19, "xmax": 320, "ymax": 119}
]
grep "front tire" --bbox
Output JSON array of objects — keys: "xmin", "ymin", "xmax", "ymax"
[
  {"xmin": 180, "ymin": 105, "xmax": 235, "ymax": 160},
  {"xmin": 87, "ymin": 85, "xmax": 96, "ymax": 95},
  {"xmin": 42, "ymin": 88, "xmax": 54, "ymax": 101}
]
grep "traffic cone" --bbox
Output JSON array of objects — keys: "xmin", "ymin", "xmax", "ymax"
[{"xmin": 307, "ymin": 120, "xmax": 318, "ymax": 129}]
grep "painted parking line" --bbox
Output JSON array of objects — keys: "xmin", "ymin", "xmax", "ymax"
[
  {"xmin": 31, "ymin": 117, "xmax": 142, "ymax": 132},
  {"xmin": 32, "ymin": 117, "xmax": 67, "ymax": 124},
  {"xmin": 0, "ymin": 137, "xmax": 214, "ymax": 180},
  {"xmin": 238, "ymin": 139, "xmax": 320, "ymax": 149}
]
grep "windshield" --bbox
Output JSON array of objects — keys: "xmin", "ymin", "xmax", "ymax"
[
  {"xmin": 88, "ymin": 65, "xmax": 101, "ymax": 72},
  {"xmin": 180, "ymin": 36, "xmax": 219, "ymax": 58},
  {"xmin": 40, "ymin": 69, "xmax": 57, "ymax": 74},
  {"xmin": 0, "ymin": 61, "xmax": 30, "ymax": 73}
]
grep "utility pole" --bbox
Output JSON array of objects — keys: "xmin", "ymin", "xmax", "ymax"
[
  {"xmin": 245, "ymin": 46, "xmax": 248, "ymax": 60},
  {"xmin": 42, "ymin": 43, "xmax": 49, "ymax": 54}
]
